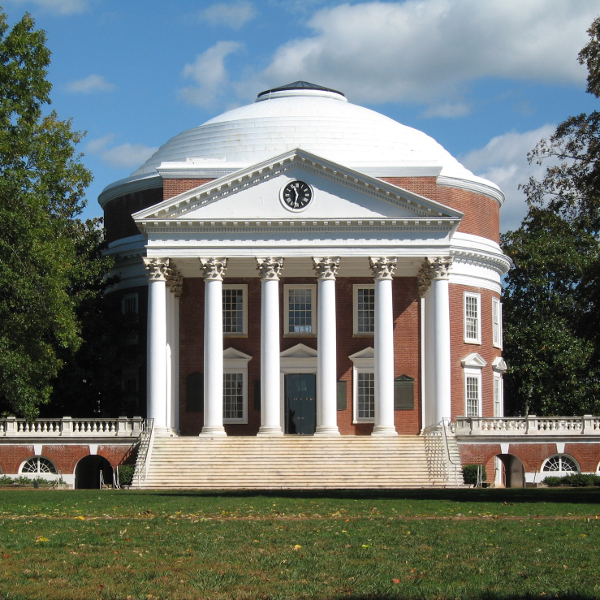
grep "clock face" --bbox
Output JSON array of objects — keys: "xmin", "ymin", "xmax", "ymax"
[{"xmin": 282, "ymin": 180, "xmax": 313, "ymax": 210}]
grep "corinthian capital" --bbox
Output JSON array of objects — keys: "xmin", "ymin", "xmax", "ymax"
[
  {"xmin": 418, "ymin": 256, "xmax": 453, "ymax": 297},
  {"xmin": 167, "ymin": 261, "xmax": 184, "ymax": 297},
  {"xmin": 200, "ymin": 257, "xmax": 228, "ymax": 281},
  {"xmin": 143, "ymin": 257, "xmax": 169, "ymax": 281},
  {"xmin": 256, "ymin": 257, "xmax": 284, "ymax": 281},
  {"xmin": 369, "ymin": 257, "xmax": 397, "ymax": 281},
  {"xmin": 313, "ymin": 257, "xmax": 340, "ymax": 280}
]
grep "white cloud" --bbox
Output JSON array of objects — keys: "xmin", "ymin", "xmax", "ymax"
[
  {"xmin": 237, "ymin": 0, "xmax": 598, "ymax": 112},
  {"xmin": 460, "ymin": 125, "xmax": 557, "ymax": 232},
  {"xmin": 200, "ymin": 1, "xmax": 256, "ymax": 29},
  {"xmin": 66, "ymin": 74, "xmax": 115, "ymax": 94},
  {"xmin": 181, "ymin": 41, "xmax": 242, "ymax": 108},
  {"xmin": 86, "ymin": 135, "xmax": 157, "ymax": 169},
  {"xmin": 5, "ymin": 0, "xmax": 92, "ymax": 15}
]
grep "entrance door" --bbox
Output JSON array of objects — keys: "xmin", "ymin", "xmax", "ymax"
[{"xmin": 285, "ymin": 374, "xmax": 316, "ymax": 434}]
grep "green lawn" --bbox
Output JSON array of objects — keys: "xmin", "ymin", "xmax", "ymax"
[{"xmin": 0, "ymin": 488, "xmax": 599, "ymax": 599}]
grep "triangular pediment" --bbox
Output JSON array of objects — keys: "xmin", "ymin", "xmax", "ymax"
[
  {"xmin": 223, "ymin": 347, "xmax": 252, "ymax": 361},
  {"xmin": 133, "ymin": 149, "xmax": 462, "ymax": 230},
  {"xmin": 492, "ymin": 357, "xmax": 507, "ymax": 372},
  {"xmin": 280, "ymin": 343, "xmax": 318, "ymax": 359},
  {"xmin": 349, "ymin": 347, "xmax": 375, "ymax": 361},
  {"xmin": 461, "ymin": 353, "xmax": 487, "ymax": 368}
]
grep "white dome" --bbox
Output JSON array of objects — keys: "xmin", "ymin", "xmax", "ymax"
[{"xmin": 131, "ymin": 84, "xmax": 486, "ymax": 184}]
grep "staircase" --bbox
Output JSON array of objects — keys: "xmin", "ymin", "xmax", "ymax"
[{"xmin": 137, "ymin": 435, "xmax": 461, "ymax": 489}]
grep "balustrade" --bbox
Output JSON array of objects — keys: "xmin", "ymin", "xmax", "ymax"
[
  {"xmin": 0, "ymin": 416, "xmax": 145, "ymax": 438},
  {"xmin": 455, "ymin": 415, "xmax": 600, "ymax": 436}
]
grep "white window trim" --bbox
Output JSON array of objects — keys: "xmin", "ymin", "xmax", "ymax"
[
  {"xmin": 492, "ymin": 297, "xmax": 503, "ymax": 349},
  {"xmin": 349, "ymin": 347, "xmax": 375, "ymax": 424},
  {"xmin": 284, "ymin": 284, "xmax": 317, "ymax": 336},
  {"xmin": 461, "ymin": 353, "xmax": 487, "ymax": 418},
  {"xmin": 121, "ymin": 293, "xmax": 138, "ymax": 315},
  {"xmin": 353, "ymin": 284, "xmax": 375, "ymax": 335},
  {"xmin": 492, "ymin": 356, "xmax": 507, "ymax": 418},
  {"xmin": 464, "ymin": 292, "xmax": 481, "ymax": 344},
  {"xmin": 223, "ymin": 284, "xmax": 248, "ymax": 337},
  {"xmin": 223, "ymin": 347, "xmax": 252, "ymax": 424}
]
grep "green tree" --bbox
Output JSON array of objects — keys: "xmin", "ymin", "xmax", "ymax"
[
  {"xmin": 501, "ymin": 18, "xmax": 600, "ymax": 416},
  {"xmin": 0, "ymin": 12, "xmax": 106, "ymax": 419}
]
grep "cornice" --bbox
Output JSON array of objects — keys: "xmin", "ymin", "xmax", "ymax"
[
  {"xmin": 98, "ymin": 174, "xmax": 162, "ymax": 208},
  {"xmin": 437, "ymin": 175, "xmax": 505, "ymax": 206},
  {"xmin": 133, "ymin": 149, "xmax": 464, "ymax": 225}
]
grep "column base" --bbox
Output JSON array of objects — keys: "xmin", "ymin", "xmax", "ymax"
[
  {"xmin": 199, "ymin": 426, "xmax": 227, "ymax": 437},
  {"xmin": 153, "ymin": 427, "xmax": 179, "ymax": 437},
  {"xmin": 257, "ymin": 426, "xmax": 284, "ymax": 436},
  {"xmin": 371, "ymin": 426, "xmax": 398, "ymax": 437},
  {"xmin": 314, "ymin": 426, "xmax": 340, "ymax": 436}
]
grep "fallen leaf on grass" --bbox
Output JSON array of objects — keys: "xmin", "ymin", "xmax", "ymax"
[
  {"xmin": 392, "ymin": 578, "xmax": 401, "ymax": 584},
  {"xmin": 36, "ymin": 537, "xmax": 50, "ymax": 543}
]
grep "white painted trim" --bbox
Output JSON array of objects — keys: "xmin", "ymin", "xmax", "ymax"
[
  {"xmin": 284, "ymin": 284, "xmax": 317, "ymax": 336},
  {"xmin": 463, "ymin": 292, "xmax": 481, "ymax": 345},
  {"xmin": 492, "ymin": 297, "xmax": 503, "ymax": 349},
  {"xmin": 223, "ymin": 284, "xmax": 248, "ymax": 336},
  {"xmin": 353, "ymin": 284, "xmax": 375, "ymax": 335},
  {"xmin": 349, "ymin": 348, "xmax": 375, "ymax": 424}
]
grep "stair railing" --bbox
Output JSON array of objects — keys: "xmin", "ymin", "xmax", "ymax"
[
  {"xmin": 132, "ymin": 418, "xmax": 154, "ymax": 489},
  {"xmin": 440, "ymin": 418, "xmax": 462, "ymax": 486}
]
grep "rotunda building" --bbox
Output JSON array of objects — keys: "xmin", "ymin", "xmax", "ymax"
[{"xmin": 100, "ymin": 81, "xmax": 511, "ymax": 441}]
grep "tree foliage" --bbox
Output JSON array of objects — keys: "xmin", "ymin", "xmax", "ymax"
[
  {"xmin": 0, "ymin": 12, "xmax": 111, "ymax": 418},
  {"xmin": 501, "ymin": 18, "xmax": 600, "ymax": 416}
]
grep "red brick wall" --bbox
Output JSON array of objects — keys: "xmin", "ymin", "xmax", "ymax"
[
  {"xmin": 449, "ymin": 284, "xmax": 502, "ymax": 419},
  {"xmin": 163, "ymin": 179, "xmax": 213, "ymax": 200},
  {"xmin": 381, "ymin": 177, "xmax": 500, "ymax": 243},
  {"xmin": 0, "ymin": 444, "xmax": 137, "ymax": 475},
  {"xmin": 104, "ymin": 187, "xmax": 163, "ymax": 243},
  {"xmin": 178, "ymin": 276, "xmax": 421, "ymax": 436}
]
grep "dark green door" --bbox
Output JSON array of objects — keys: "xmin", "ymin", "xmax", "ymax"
[{"xmin": 285, "ymin": 374, "xmax": 316, "ymax": 434}]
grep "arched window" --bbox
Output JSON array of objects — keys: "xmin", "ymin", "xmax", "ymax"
[
  {"xmin": 542, "ymin": 454, "xmax": 579, "ymax": 474},
  {"xmin": 21, "ymin": 457, "xmax": 57, "ymax": 475}
]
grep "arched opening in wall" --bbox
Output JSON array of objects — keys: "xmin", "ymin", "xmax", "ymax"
[
  {"xmin": 75, "ymin": 455, "xmax": 113, "ymax": 489},
  {"xmin": 541, "ymin": 454, "xmax": 580, "ymax": 481},
  {"xmin": 497, "ymin": 454, "xmax": 525, "ymax": 488},
  {"xmin": 20, "ymin": 456, "xmax": 58, "ymax": 479}
]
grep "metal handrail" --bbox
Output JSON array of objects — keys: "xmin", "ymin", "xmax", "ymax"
[
  {"xmin": 439, "ymin": 418, "xmax": 461, "ymax": 486},
  {"xmin": 133, "ymin": 418, "xmax": 154, "ymax": 489}
]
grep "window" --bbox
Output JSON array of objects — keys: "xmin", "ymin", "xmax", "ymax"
[
  {"xmin": 542, "ymin": 455, "xmax": 579, "ymax": 473},
  {"xmin": 464, "ymin": 292, "xmax": 481, "ymax": 344},
  {"xmin": 284, "ymin": 285, "xmax": 316, "ymax": 335},
  {"xmin": 466, "ymin": 376, "xmax": 480, "ymax": 417},
  {"xmin": 353, "ymin": 285, "xmax": 375, "ymax": 334},
  {"xmin": 223, "ymin": 285, "xmax": 247, "ymax": 335},
  {"xmin": 222, "ymin": 347, "xmax": 251, "ymax": 424},
  {"xmin": 492, "ymin": 297, "xmax": 502, "ymax": 348},
  {"xmin": 357, "ymin": 372, "xmax": 375, "ymax": 420},
  {"xmin": 493, "ymin": 373, "xmax": 502, "ymax": 417},
  {"xmin": 461, "ymin": 353, "xmax": 486, "ymax": 418},
  {"xmin": 122, "ymin": 293, "xmax": 139, "ymax": 344},
  {"xmin": 121, "ymin": 293, "xmax": 138, "ymax": 315},
  {"xmin": 21, "ymin": 457, "xmax": 57, "ymax": 475},
  {"xmin": 223, "ymin": 373, "xmax": 244, "ymax": 421},
  {"xmin": 349, "ymin": 347, "xmax": 375, "ymax": 423}
]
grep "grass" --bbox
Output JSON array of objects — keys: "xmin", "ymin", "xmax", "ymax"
[{"xmin": 0, "ymin": 488, "xmax": 599, "ymax": 599}]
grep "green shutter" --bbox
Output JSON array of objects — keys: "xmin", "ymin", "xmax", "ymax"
[
  {"xmin": 337, "ymin": 380, "xmax": 347, "ymax": 411},
  {"xmin": 186, "ymin": 372, "xmax": 204, "ymax": 412},
  {"xmin": 394, "ymin": 375, "xmax": 414, "ymax": 410}
]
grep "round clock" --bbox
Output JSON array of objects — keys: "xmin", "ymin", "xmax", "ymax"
[{"xmin": 281, "ymin": 180, "xmax": 313, "ymax": 210}]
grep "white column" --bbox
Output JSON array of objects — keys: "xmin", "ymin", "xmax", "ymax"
[
  {"xmin": 144, "ymin": 258, "xmax": 169, "ymax": 435},
  {"xmin": 167, "ymin": 264, "xmax": 183, "ymax": 435},
  {"xmin": 427, "ymin": 256, "xmax": 452, "ymax": 425},
  {"xmin": 369, "ymin": 257, "xmax": 398, "ymax": 436},
  {"xmin": 257, "ymin": 258, "xmax": 284, "ymax": 436},
  {"xmin": 313, "ymin": 257, "xmax": 340, "ymax": 436},
  {"xmin": 199, "ymin": 257, "xmax": 227, "ymax": 437}
]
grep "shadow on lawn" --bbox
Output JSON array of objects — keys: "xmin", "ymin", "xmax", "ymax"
[
  {"xmin": 152, "ymin": 487, "xmax": 600, "ymax": 505},
  {"xmin": 340, "ymin": 595, "xmax": 597, "ymax": 600}
]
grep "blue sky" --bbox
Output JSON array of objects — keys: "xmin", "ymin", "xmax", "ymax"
[{"xmin": 3, "ymin": 0, "xmax": 599, "ymax": 231}]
